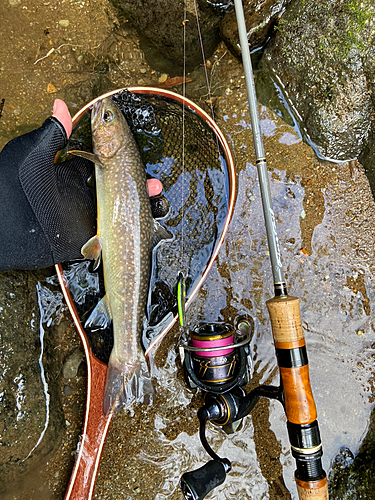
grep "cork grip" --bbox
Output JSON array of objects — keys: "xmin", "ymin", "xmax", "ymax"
[
  {"xmin": 296, "ymin": 478, "xmax": 329, "ymax": 499},
  {"xmin": 266, "ymin": 295, "xmax": 304, "ymax": 344},
  {"xmin": 279, "ymin": 365, "xmax": 317, "ymax": 424}
]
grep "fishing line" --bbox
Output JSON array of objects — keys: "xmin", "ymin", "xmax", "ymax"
[
  {"xmin": 193, "ymin": 0, "xmax": 216, "ymax": 122},
  {"xmin": 180, "ymin": 5, "xmax": 187, "ymax": 282},
  {"xmin": 192, "ymin": 1, "xmax": 227, "ymax": 180},
  {"xmin": 175, "ymin": 3, "xmax": 233, "ymax": 338},
  {"xmin": 179, "ymin": 1, "xmax": 214, "ymax": 312}
]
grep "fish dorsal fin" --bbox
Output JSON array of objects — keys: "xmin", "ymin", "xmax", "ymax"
[
  {"xmin": 81, "ymin": 235, "xmax": 102, "ymax": 270},
  {"xmin": 84, "ymin": 294, "xmax": 112, "ymax": 330},
  {"xmin": 151, "ymin": 220, "xmax": 172, "ymax": 250},
  {"xmin": 69, "ymin": 150, "xmax": 104, "ymax": 167}
]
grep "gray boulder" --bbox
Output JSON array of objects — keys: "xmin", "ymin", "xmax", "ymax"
[{"xmin": 261, "ymin": 0, "xmax": 375, "ymax": 162}]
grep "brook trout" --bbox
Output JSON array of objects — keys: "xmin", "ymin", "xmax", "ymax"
[{"xmin": 75, "ymin": 97, "xmax": 170, "ymax": 415}]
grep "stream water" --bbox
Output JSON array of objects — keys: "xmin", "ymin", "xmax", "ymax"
[{"xmin": 1, "ymin": 1, "xmax": 375, "ymax": 499}]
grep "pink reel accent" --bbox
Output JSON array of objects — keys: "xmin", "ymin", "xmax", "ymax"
[{"xmin": 192, "ymin": 335, "xmax": 234, "ymax": 358}]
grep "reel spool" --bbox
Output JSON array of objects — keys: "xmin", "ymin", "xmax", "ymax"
[{"xmin": 180, "ymin": 321, "xmax": 252, "ymax": 394}]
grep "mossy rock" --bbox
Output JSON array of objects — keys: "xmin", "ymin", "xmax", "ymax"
[{"xmin": 262, "ymin": 0, "xmax": 375, "ymax": 161}]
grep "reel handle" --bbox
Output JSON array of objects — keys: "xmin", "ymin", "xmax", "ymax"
[
  {"xmin": 180, "ymin": 460, "xmax": 230, "ymax": 500},
  {"xmin": 266, "ymin": 295, "xmax": 328, "ymax": 500}
]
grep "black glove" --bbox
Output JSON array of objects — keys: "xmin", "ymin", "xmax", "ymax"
[{"xmin": 0, "ymin": 116, "xmax": 96, "ymax": 271}]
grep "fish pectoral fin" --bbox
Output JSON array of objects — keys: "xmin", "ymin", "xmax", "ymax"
[
  {"xmin": 81, "ymin": 235, "xmax": 102, "ymax": 270},
  {"xmin": 151, "ymin": 219, "xmax": 173, "ymax": 250},
  {"xmin": 84, "ymin": 294, "xmax": 112, "ymax": 330},
  {"xmin": 68, "ymin": 149, "xmax": 104, "ymax": 167}
]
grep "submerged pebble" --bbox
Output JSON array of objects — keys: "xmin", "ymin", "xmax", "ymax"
[
  {"xmin": 158, "ymin": 73, "xmax": 168, "ymax": 83},
  {"xmin": 63, "ymin": 385, "xmax": 73, "ymax": 395},
  {"xmin": 62, "ymin": 347, "xmax": 85, "ymax": 379}
]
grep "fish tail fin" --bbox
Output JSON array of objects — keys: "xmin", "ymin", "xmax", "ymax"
[{"xmin": 103, "ymin": 360, "xmax": 155, "ymax": 416}]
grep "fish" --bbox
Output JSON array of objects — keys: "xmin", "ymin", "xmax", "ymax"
[{"xmin": 72, "ymin": 97, "xmax": 170, "ymax": 415}]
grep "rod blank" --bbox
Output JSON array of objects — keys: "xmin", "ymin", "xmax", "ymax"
[{"xmin": 233, "ymin": 0, "xmax": 285, "ymax": 290}]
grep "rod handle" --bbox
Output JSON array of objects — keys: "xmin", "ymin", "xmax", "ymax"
[
  {"xmin": 266, "ymin": 295, "xmax": 316, "ymax": 424},
  {"xmin": 266, "ymin": 296, "xmax": 329, "ymax": 499}
]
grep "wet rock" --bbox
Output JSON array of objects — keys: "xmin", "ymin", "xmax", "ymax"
[
  {"xmin": 63, "ymin": 385, "xmax": 73, "ymax": 396},
  {"xmin": 107, "ymin": 0, "xmax": 222, "ymax": 73},
  {"xmin": 94, "ymin": 62, "xmax": 109, "ymax": 74},
  {"xmin": 62, "ymin": 347, "xmax": 84, "ymax": 379},
  {"xmin": 158, "ymin": 73, "xmax": 168, "ymax": 84},
  {"xmin": 329, "ymin": 406, "xmax": 375, "ymax": 498},
  {"xmin": 220, "ymin": 0, "xmax": 291, "ymax": 56},
  {"xmin": 62, "ymin": 74, "xmax": 117, "ymax": 110},
  {"xmin": 359, "ymin": 124, "xmax": 375, "ymax": 198},
  {"xmin": 261, "ymin": 0, "xmax": 375, "ymax": 162},
  {"xmin": 0, "ymin": 271, "xmax": 65, "ymax": 497}
]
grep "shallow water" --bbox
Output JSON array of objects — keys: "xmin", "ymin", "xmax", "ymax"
[{"xmin": 1, "ymin": 1, "xmax": 375, "ymax": 499}]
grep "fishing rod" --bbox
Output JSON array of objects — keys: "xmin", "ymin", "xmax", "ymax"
[
  {"xmin": 178, "ymin": 1, "xmax": 328, "ymax": 499},
  {"xmin": 233, "ymin": 1, "xmax": 328, "ymax": 497}
]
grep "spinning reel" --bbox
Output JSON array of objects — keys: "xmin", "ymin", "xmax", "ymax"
[
  {"xmin": 177, "ymin": 279, "xmax": 326, "ymax": 500},
  {"xmin": 178, "ymin": 319, "xmax": 251, "ymax": 499}
]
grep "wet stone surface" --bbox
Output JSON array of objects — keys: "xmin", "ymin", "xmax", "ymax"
[
  {"xmin": 220, "ymin": 0, "xmax": 291, "ymax": 57},
  {"xmin": 261, "ymin": 0, "xmax": 375, "ymax": 163},
  {"xmin": 62, "ymin": 347, "xmax": 85, "ymax": 380},
  {"xmin": 0, "ymin": 1, "xmax": 375, "ymax": 499},
  {"xmin": 0, "ymin": 271, "xmax": 65, "ymax": 498},
  {"xmin": 328, "ymin": 404, "xmax": 375, "ymax": 498},
  {"xmin": 107, "ymin": 0, "xmax": 222, "ymax": 74}
]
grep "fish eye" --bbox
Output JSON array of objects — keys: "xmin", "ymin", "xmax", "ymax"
[{"xmin": 103, "ymin": 110, "xmax": 114, "ymax": 123}]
